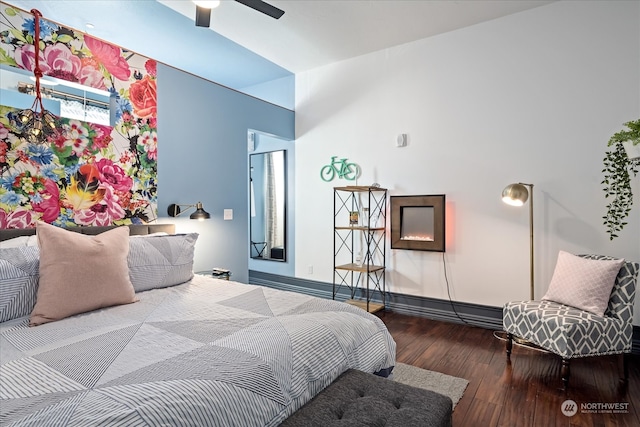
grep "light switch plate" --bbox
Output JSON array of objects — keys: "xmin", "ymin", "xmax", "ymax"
[{"xmin": 224, "ymin": 209, "xmax": 233, "ymax": 220}]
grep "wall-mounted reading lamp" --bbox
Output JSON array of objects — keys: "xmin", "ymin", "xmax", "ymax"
[
  {"xmin": 167, "ymin": 202, "xmax": 211, "ymax": 221},
  {"xmin": 502, "ymin": 182, "xmax": 534, "ymax": 300}
]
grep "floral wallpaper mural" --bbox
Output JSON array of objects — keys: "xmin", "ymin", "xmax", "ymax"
[{"xmin": 0, "ymin": 5, "xmax": 157, "ymax": 228}]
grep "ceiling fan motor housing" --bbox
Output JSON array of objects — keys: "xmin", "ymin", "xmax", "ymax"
[{"xmin": 195, "ymin": 0, "xmax": 284, "ymax": 27}]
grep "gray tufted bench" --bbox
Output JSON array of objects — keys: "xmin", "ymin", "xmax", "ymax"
[{"xmin": 280, "ymin": 369, "xmax": 452, "ymax": 427}]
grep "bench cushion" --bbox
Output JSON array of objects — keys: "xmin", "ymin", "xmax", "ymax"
[{"xmin": 281, "ymin": 369, "xmax": 452, "ymax": 427}]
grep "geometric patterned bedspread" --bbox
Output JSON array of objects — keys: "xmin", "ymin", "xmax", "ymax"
[{"xmin": 0, "ymin": 275, "xmax": 396, "ymax": 426}]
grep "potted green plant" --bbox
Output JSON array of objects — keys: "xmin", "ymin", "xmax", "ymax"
[{"xmin": 602, "ymin": 119, "xmax": 640, "ymax": 239}]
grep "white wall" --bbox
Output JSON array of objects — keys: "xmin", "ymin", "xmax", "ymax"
[{"xmin": 294, "ymin": 1, "xmax": 640, "ymax": 323}]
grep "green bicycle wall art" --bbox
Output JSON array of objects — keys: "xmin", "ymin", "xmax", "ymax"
[{"xmin": 320, "ymin": 156, "xmax": 361, "ymax": 182}]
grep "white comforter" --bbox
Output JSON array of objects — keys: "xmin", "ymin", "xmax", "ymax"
[{"xmin": 0, "ymin": 275, "xmax": 396, "ymax": 426}]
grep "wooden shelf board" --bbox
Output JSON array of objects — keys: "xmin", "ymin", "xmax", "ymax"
[
  {"xmin": 334, "ymin": 226, "xmax": 385, "ymax": 231},
  {"xmin": 335, "ymin": 263, "xmax": 385, "ymax": 272},
  {"xmin": 345, "ymin": 299, "xmax": 385, "ymax": 313},
  {"xmin": 334, "ymin": 186, "xmax": 388, "ymax": 192}
]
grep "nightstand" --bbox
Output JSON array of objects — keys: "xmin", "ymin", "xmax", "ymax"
[{"xmin": 196, "ymin": 268, "xmax": 232, "ymax": 281}]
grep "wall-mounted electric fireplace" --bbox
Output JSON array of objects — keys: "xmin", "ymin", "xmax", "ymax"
[{"xmin": 390, "ymin": 195, "xmax": 445, "ymax": 252}]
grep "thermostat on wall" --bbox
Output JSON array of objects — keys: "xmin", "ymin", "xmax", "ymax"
[{"xmin": 396, "ymin": 133, "xmax": 407, "ymax": 147}]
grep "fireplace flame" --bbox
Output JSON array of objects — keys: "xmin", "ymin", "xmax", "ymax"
[{"xmin": 401, "ymin": 235, "xmax": 434, "ymax": 242}]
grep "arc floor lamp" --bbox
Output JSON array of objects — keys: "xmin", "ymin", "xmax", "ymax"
[{"xmin": 502, "ymin": 183, "xmax": 534, "ymax": 300}]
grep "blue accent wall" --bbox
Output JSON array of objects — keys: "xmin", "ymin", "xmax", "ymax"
[{"xmin": 157, "ymin": 64, "xmax": 294, "ymax": 283}]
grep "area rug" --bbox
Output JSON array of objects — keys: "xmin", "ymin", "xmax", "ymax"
[{"xmin": 392, "ymin": 362, "xmax": 469, "ymax": 408}]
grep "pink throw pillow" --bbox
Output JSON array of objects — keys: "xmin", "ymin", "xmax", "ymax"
[
  {"xmin": 30, "ymin": 222, "xmax": 137, "ymax": 326},
  {"xmin": 542, "ymin": 251, "xmax": 624, "ymax": 317}
]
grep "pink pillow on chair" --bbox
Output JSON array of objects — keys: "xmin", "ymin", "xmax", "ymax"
[{"xmin": 542, "ymin": 251, "xmax": 624, "ymax": 317}]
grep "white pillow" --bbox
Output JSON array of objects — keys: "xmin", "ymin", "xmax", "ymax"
[
  {"xmin": 130, "ymin": 232, "xmax": 169, "ymax": 238},
  {"xmin": 542, "ymin": 251, "xmax": 624, "ymax": 316},
  {"xmin": 0, "ymin": 246, "xmax": 40, "ymax": 322},
  {"xmin": 1, "ymin": 235, "xmax": 38, "ymax": 248},
  {"xmin": 128, "ymin": 233, "xmax": 198, "ymax": 292}
]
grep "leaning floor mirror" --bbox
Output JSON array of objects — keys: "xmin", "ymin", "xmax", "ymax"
[{"xmin": 250, "ymin": 150, "xmax": 287, "ymax": 261}]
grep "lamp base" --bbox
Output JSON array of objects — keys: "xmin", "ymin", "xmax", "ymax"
[{"xmin": 167, "ymin": 204, "xmax": 180, "ymax": 217}]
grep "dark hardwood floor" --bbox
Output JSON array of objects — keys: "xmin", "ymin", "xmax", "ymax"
[{"xmin": 377, "ymin": 311, "xmax": 639, "ymax": 427}]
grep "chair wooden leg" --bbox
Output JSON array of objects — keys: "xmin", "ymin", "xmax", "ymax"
[
  {"xmin": 506, "ymin": 333, "xmax": 513, "ymax": 360},
  {"xmin": 561, "ymin": 358, "xmax": 570, "ymax": 390}
]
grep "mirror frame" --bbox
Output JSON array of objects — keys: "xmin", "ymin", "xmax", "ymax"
[{"xmin": 250, "ymin": 149, "xmax": 287, "ymax": 262}]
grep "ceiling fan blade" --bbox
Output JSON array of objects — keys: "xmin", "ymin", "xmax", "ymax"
[
  {"xmin": 235, "ymin": 0, "xmax": 284, "ymax": 19},
  {"xmin": 195, "ymin": 5, "xmax": 211, "ymax": 27}
]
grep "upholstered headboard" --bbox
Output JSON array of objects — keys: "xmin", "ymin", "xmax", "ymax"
[{"xmin": 0, "ymin": 224, "xmax": 176, "ymax": 242}]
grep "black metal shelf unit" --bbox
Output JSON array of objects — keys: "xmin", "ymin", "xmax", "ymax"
[{"xmin": 333, "ymin": 186, "xmax": 387, "ymax": 313}]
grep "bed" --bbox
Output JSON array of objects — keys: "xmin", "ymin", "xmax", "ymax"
[{"xmin": 0, "ymin": 224, "xmax": 396, "ymax": 426}]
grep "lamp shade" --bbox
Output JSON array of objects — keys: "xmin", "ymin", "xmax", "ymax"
[
  {"xmin": 189, "ymin": 202, "xmax": 211, "ymax": 220},
  {"xmin": 502, "ymin": 183, "xmax": 529, "ymax": 206}
]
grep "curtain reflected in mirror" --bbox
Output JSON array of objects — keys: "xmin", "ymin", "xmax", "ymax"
[{"xmin": 250, "ymin": 150, "xmax": 286, "ymax": 261}]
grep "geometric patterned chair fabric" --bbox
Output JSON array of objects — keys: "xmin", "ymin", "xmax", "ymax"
[{"xmin": 503, "ymin": 255, "xmax": 638, "ymax": 389}]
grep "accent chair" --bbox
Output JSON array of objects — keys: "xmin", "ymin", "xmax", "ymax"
[{"xmin": 502, "ymin": 254, "xmax": 638, "ymax": 389}]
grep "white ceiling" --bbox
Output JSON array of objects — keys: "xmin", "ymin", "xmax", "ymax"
[
  {"xmin": 160, "ymin": 0, "xmax": 556, "ymax": 73},
  {"xmin": 4, "ymin": 0, "xmax": 555, "ymax": 91}
]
